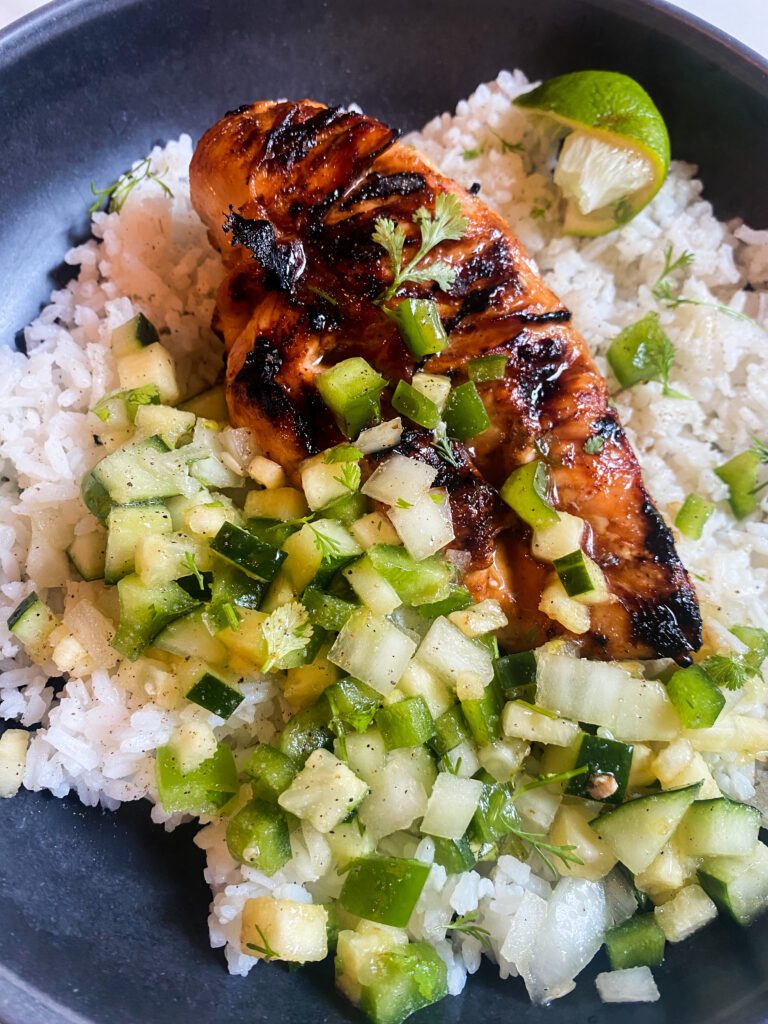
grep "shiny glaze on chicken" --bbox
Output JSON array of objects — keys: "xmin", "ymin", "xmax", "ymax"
[{"xmin": 190, "ymin": 100, "xmax": 702, "ymax": 663}]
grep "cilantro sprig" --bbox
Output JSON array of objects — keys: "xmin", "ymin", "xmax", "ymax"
[
  {"xmin": 261, "ymin": 600, "xmax": 313, "ymax": 672},
  {"xmin": 704, "ymin": 625, "xmax": 768, "ymax": 691},
  {"xmin": 373, "ymin": 193, "xmax": 468, "ymax": 303},
  {"xmin": 447, "ymin": 911, "xmax": 491, "ymax": 946}
]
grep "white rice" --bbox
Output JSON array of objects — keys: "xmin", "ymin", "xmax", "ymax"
[{"xmin": 2, "ymin": 70, "xmax": 767, "ymax": 1004}]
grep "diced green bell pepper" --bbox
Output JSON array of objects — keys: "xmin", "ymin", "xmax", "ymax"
[
  {"xmin": 367, "ymin": 544, "xmax": 452, "ymax": 606},
  {"xmin": 431, "ymin": 836, "xmax": 477, "ymax": 874},
  {"xmin": 675, "ymin": 493, "xmax": 714, "ymax": 540},
  {"xmin": 467, "ymin": 354, "xmax": 507, "ymax": 382},
  {"xmin": 155, "ymin": 742, "xmax": 238, "ymax": 815},
  {"xmin": 302, "ymin": 586, "xmax": 358, "ymax": 632},
  {"xmin": 667, "ymin": 664, "xmax": 725, "ymax": 729},
  {"xmin": 443, "ymin": 381, "xmax": 490, "ymax": 441},
  {"xmin": 716, "ymin": 450, "xmax": 761, "ymax": 520},
  {"xmin": 340, "ymin": 857, "xmax": 431, "ymax": 926},
  {"xmin": 499, "ymin": 460, "xmax": 559, "ymax": 530},
  {"xmin": 391, "ymin": 380, "xmax": 440, "ymax": 430},
  {"xmin": 245, "ymin": 744, "xmax": 300, "ymax": 801},
  {"xmin": 390, "ymin": 298, "xmax": 448, "ymax": 358},
  {"xmin": 429, "ymin": 706, "xmax": 470, "ymax": 756},
  {"xmin": 316, "ymin": 357, "xmax": 388, "ymax": 439},
  {"xmin": 417, "ymin": 586, "xmax": 473, "ymax": 620},
  {"xmin": 225, "ymin": 797, "xmax": 292, "ymax": 874},
  {"xmin": 358, "ymin": 942, "xmax": 448, "ymax": 1024},
  {"xmin": 376, "ymin": 696, "xmax": 436, "ymax": 750}
]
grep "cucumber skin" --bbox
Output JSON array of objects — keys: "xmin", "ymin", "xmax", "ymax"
[
  {"xmin": 604, "ymin": 913, "xmax": 665, "ymax": 970},
  {"xmin": 678, "ymin": 797, "xmax": 761, "ymax": 857},
  {"xmin": 7, "ymin": 592, "xmax": 41, "ymax": 632}
]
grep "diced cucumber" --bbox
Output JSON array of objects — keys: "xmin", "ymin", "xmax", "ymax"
[
  {"xmin": 111, "ymin": 312, "xmax": 159, "ymax": 358},
  {"xmin": 245, "ymin": 744, "xmax": 300, "ymax": 802},
  {"xmin": 92, "ymin": 436, "xmax": 187, "ymax": 505},
  {"xmin": 226, "ymin": 797, "xmax": 291, "ymax": 873},
  {"xmin": 81, "ymin": 470, "xmax": 113, "ymax": 525},
  {"xmin": 604, "ymin": 914, "xmax": 665, "ymax": 970},
  {"xmin": 155, "ymin": 741, "xmax": 238, "ymax": 814},
  {"xmin": 117, "ymin": 341, "xmax": 179, "ymax": 405},
  {"xmin": 420, "ymin": 773, "xmax": 484, "ymax": 839},
  {"xmin": 677, "ymin": 797, "xmax": 761, "ymax": 857},
  {"xmin": 461, "ymin": 679, "xmax": 503, "ymax": 746},
  {"xmin": 179, "ymin": 383, "xmax": 228, "ymax": 420},
  {"xmin": 153, "ymin": 608, "xmax": 228, "ymax": 664},
  {"xmin": 210, "ymin": 561, "xmax": 266, "ymax": 612},
  {"xmin": 366, "ymin": 545, "xmax": 452, "ymax": 607},
  {"xmin": 319, "ymin": 491, "xmax": 367, "ymax": 526},
  {"xmin": 565, "ymin": 734, "xmax": 633, "ymax": 805},
  {"xmin": 93, "ymin": 385, "xmax": 161, "ymax": 432},
  {"xmin": 186, "ymin": 671, "xmax": 243, "ymax": 719},
  {"xmin": 343, "ymin": 730, "xmax": 387, "ymax": 784},
  {"xmin": 376, "ymin": 697, "xmax": 435, "ymax": 750},
  {"xmin": 112, "ymin": 573, "xmax": 199, "ymax": 660},
  {"xmin": 698, "ymin": 842, "xmax": 768, "ymax": 925},
  {"xmin": 134, "ymin": 403, "xmax": 195, "ymax": 448},
  {"xmin": 340, "ymin": 857, "xmax": 430, "ymax": 927},
  {"xmin": 210, "ymin": 522, "xmax": 286, "ymax": 582},
  {"xmin": 278, "ymin": 749, "xmax": 369, "ymax": 833},
  {"xmin": 417, "ymin": 586, "xmax": 473, "ymax": 620},
  {"xmin": 326, "ymin": 821, "xmax": 376, "ymax": 868},
  {"xmin": 105, "ymin": 503, "xmax": 172, "ymax": 584},
  {"xmin": 67, "ymin": 528, "xmax": 107, "ymax": 581},
  {"xmin": 188, "ymin": 419, "xmax": 242, "ymax": 489},
  {"xmin": 590, "ymin": 783, "xmax": 701, "ymax": 874},
  {"xmin": 328, "ymin": 609, "xmax": 417, "ymax": 696},
  {"xmin": 7, "ymin": 592, "xmax": 59, "ymax": 664}
]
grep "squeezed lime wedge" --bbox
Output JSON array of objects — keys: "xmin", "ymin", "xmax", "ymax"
[{"xmin": 515, "ymin": 71, "xmax": 670, "ymax": 236}]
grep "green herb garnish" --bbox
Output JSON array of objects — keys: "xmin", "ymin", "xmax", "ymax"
[
  {"xmin": 246, "ymin": 925, "xmax": 280, "ymax": 962},
  {"xmin": 462, "ymin": 145, "xmax": 484, "ymax": 160},
  {"xmin": 183, "ymin": 551, "xmax": 204, "ymax": 589},
  {"xmin": 394, "ymin": 497, "xmax": 414, "ymax": 509},
  {"xmin": 430, "ymin": 421, "xmax": 460, "ymax": 468},
  {"xmin": 583, "ymin": 435, "xmax": 604, "ymax": 455},
  {"xmin": 310, "ymin": 526, "xmax": 343, "ymax": 559},
  {"xmin": 335, "ymin": 462, "xmax": 362, "ymax": 492},
  {"xmin": 447, "ymin": 910, "xmax": 491, "ymax": 946},
  {"xmin": 88, "ymin": 156, "xmax": 173, "ymax": 215},
  {"xmin": 324, "ymin": 444, "xmax": 364, "ymax": 464},
  {"xmin": 652, "ymin": 244, "xmax": 758, "ymax": 326},
  {"xmin": 261, "ymin": 600, "xmax": 313, "ymax": 672},
  {"xmin": 373, "ymin": 193, "xmax": 468, "ymax": 302}
]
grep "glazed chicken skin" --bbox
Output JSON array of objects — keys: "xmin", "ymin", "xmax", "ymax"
[{"xmin": 190, "ymin": 100, "xmax": 702, "ymax": 664}]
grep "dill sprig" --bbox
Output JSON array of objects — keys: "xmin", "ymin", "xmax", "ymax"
[
  {"xmin": 652, "ymin": 244, "xmax": 758, "ymax": 327},
  {"xmin": 88, "ymin": 156, "xmax": 173, "ymax": 215},
  {"xmin": 508, "ymin": 824, "xmax": 584, "ymax": 878},
  {"xmin": 447, "ymin": 911, "xmax": 491, "ymax": 946},
  {"xmin": 373, "ymin": 193, "xmax": 467, "ymax": 303},
  {"xmin": 514, "ymin": 765, "xmax": 589, "ymax": 796},
  {"xmin": 245, "ymin": 925, "xmax": 280, "ymax": 962},
  {"xmin": 430, "ymin": 421, "xmax": 460, "ymax": 468}
]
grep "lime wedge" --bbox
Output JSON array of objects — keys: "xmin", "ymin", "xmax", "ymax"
[{"xmin": 515, "ymin": 71, "xmax": 670, "ymax": 236}]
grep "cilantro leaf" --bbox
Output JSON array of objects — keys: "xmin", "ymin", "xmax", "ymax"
[
  {"xmin": 261, "ymin": 600, "xmax": 313, "ymax": 672},
  {"xmin": 374, "ymin": 193, "xmax": 467, "ymax": 302}
]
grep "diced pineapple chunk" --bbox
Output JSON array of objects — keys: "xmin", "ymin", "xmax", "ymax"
[
  {"xmin": 351, "ymin": 512, "xmax": 402, "ymax": 549},
  {"xmin": 117, "ymin": 342, "xmax": 179, "ymax": 404},
  {"xmin": 0, "ymin": 729, "xmax": 29, "ymax": 798},
  {"xmin": 654, "ymin": 884, "xmax": 717, "ymax": 942},
  {"xmin": 244, "ymin": 487, "xmax": 309, "ymax": 522},
  {"xmin": 241, "ymin": 897, "xmax": 328, "ymax": 962},
  {"xmin": 634, "ymin": 842, "xmax": 697, "ymax": 899},
  {"xmin": 448, "ymin": 599, "xmax": 508, "ymax": 638},
  {"xmin": 283, "ymin": 648, "xmax": 340, "ymax": 710},
  {"xmin": 531, "ymin": 511, "xmax": 585, "ymax": 562},
  {"xmin": 278, "ymin": 749, "xmax": 369, "ymax": 832},
  {"xmin": 168, "ymin": 720, "xmax": 218, "ymax": 774},
  {"xmin": 538, "ymin": 574, "xmax": 591, "ymax": 634},
  {"xmin": 336, "ymin": 922, "xmax": 409, "ymax": 1003},
  {"xmin": 652, "ymin": 739, "xmax": 694, "ymax": 787},
  {"xmin": 300, "ymin": 455, "xmax": 355, "ymax": 510},
  {"xmin": 247, "ymin": 455, "xmax": 287, "ymax": 489},
  {"xmin": 549, "ymin": 803, "xmax": 617, "ymax": 881}
]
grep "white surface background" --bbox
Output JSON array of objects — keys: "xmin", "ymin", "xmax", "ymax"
[{"xmin": 1, "ymin": 0, "xmax": 768, "ymax": 57}]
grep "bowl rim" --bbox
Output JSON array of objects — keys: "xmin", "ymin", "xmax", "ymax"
[
  {"xmin": 1, "ymin": 1, "xmax": 767, "ymax": 1024},
  {"xmin": 2, "ymin": 0, "xmax": 768, "ymax": 83}
]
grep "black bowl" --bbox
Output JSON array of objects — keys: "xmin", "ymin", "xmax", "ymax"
[{"xmin": 1, "ymin": 1, "xmax": 767, "ymax": 1023}]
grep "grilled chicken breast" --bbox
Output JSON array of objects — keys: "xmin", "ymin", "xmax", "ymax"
[{"xmin": 190, "ymin": 100, "xmax": 702, "ymax": 663}]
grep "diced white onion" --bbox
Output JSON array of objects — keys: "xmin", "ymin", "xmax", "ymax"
[
  {"xmin": 328, "ymin": 609, "xmax": 416, "ymax": 695},
  {"xmin": 387, "ymin": 489, "xmax": 454, "ymax": 560},
  {"xmin": 420, "ymin": 773, "xmax": 483, "ymax": 839},
  {"xmin": 362, "ymin": 453, "xmax": 437, "ymax": 506},
  {"xmin": 415, "ymin": 616, "xmax": 494, "ymax": 687},
  {"xmin": 356, "ymin": 418, "xmax": 403, "ymax": 454},
  {"xmin": 595, "ymin": 967, "xmax": 660, "ymax": 1004}
]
